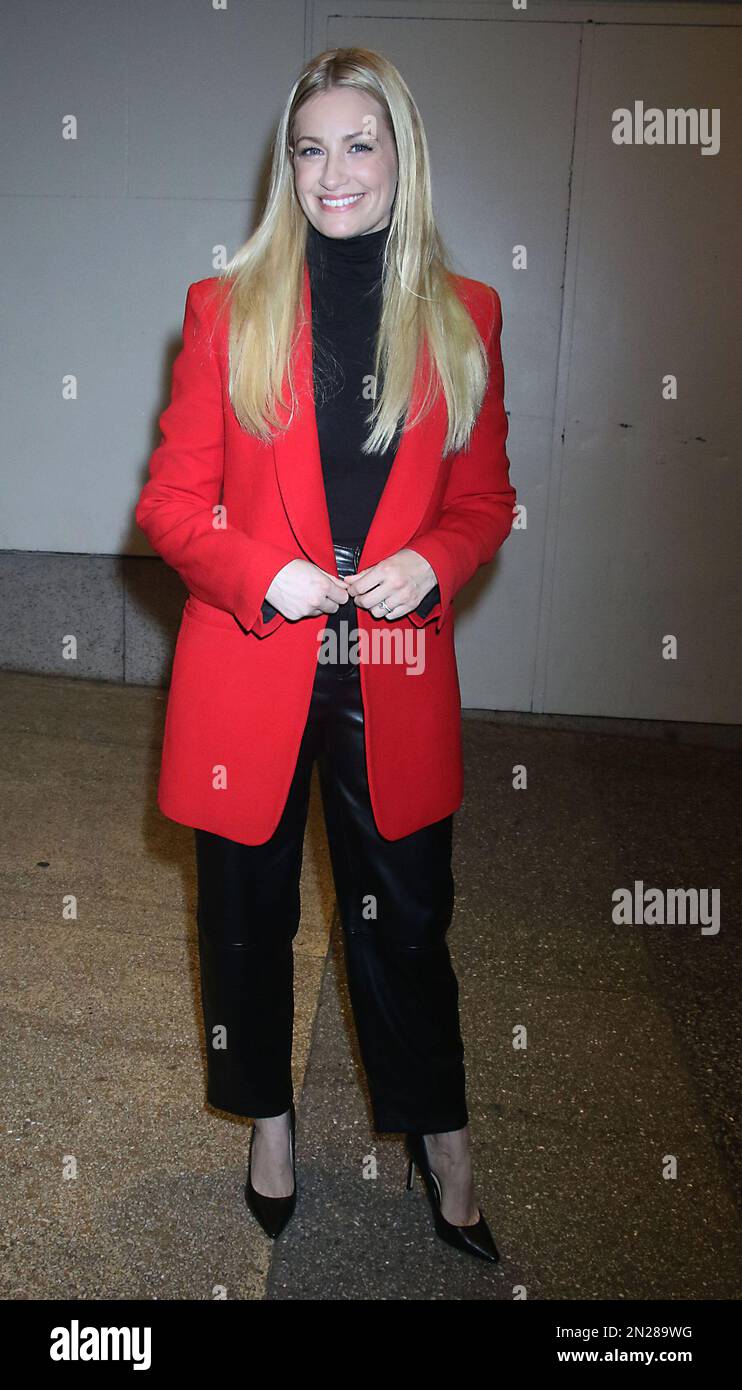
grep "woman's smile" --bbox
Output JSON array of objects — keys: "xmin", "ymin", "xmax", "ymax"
[{"xmin": 318, "ymin": 192, "xmax": 366, "ymax": 210}]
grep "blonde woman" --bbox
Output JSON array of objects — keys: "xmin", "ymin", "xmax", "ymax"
[{"xmin": 136, "ymin": 46, "xmax": 516, "ymax": 1265}]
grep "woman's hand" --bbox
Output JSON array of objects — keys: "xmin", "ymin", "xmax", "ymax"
[
  {"xmin": 264, "ymin": 559, "xmax": 350, "ymax": 621},
  {"xmin": 346, "ymin": 549, "xmax": 438, "ymax": 620}
]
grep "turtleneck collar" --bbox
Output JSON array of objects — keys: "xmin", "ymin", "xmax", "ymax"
[{"xmin": 305, "ymin": 218, "xmax": 390, "ymax": 284}]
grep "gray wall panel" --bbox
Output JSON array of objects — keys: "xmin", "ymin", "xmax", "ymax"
[
  {"xmin": 0, "ymin": 0, "xmax": 128, "ymax": 198},
  {"xmin": 0, "ymin": 194, "xmax": 256, "ymax": 553},
  {"xmin": 127, "ymin": 0, "xmax": 306, "ymax": 200},
  {"xmin": 543, "ymin": 22, "xmax": 740, "ymax": 721}
]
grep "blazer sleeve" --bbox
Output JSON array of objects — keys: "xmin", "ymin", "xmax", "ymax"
[
  {"xmin": 135, "ymin": 280, "xmax": 300, "ymax": 638},
  {"xmin": 406, "ymin": 286, "xmax": 516, "ymax": 634}
]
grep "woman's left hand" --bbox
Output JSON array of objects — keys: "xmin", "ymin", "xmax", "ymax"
[{"xmin": 345, "ymin": 548, "xmax": 438, "ymax": 620}]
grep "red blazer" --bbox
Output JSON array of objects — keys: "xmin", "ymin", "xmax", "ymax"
[{"xmin": 135, "ymin": 267, "xmax": 516, "ymax": 844}]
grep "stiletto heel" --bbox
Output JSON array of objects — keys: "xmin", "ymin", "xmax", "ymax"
[
  {"xmin": 404, "ymin": 1132, "xmax": 499, "ymax": 1264},
  {"xmin": 244, "ymin": 1101, "xmax": 297, "ymax": 1239}
]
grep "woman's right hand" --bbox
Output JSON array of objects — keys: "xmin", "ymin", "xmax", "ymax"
[{"xmin": 264, "ymin": 559, "xmax": 351, "ymax": 621}]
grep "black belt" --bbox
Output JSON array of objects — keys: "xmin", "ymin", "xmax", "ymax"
[
  {"xmin": 332, "ymin": 539, "xmax": 364, "ymax": 578},
  {"xmin": 324, "ymin": 540, "xmax": 364, "ymax": 679}
]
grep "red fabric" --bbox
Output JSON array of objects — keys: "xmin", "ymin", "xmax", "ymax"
[{"xmin": 135, "ymin": 269, "xmax": 516, "ymax": 844}]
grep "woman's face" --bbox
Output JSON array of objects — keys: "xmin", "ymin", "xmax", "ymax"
[{"xmin": 291, "ymin": 88, "xmax": 398, "ymax": 238}]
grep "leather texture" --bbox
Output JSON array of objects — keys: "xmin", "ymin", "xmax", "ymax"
[{"xmin": 194, "ymin": 546, "xmax": 469, "ymax": 1134}]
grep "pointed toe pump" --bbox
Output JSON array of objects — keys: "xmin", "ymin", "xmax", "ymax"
[
  {"xmin": 244, "ymin": 1102, "xmax": 297, "ymax": 1239},
  {"xmin": 405, "ymin": 1131, "xmax": 500, "ymax": 1265}
]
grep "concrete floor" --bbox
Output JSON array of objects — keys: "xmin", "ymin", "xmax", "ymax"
[{"xmin": 1, "ymin": 670, "xmax": 740, "ymax": 1300}]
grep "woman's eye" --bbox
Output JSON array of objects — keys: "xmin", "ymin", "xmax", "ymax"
[{"xmin": 297, "ymin": 142, "xmax": 374, "ymax": 157}]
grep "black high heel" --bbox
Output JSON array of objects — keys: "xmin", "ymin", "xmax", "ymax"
[
  {"xmin": 244, "ymin": 1102, "xmax": 297, "ymax": 1239},
  {"xmin": 405, "ymin": 1131, "xmax": 499, "ymax": 1264}
]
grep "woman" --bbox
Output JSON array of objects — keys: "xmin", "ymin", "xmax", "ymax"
[{"xmin": 135, "ymin": 46, "xmax": 516, "ymax": 1266}]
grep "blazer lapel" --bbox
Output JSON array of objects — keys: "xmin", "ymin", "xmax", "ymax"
[{"xmin": 272, "ymin": 261, "xmax": 447, "ymax": 577}]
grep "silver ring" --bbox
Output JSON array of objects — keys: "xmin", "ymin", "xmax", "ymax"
[{"xmin": 379, "ymin": 598, "xmax": 390, "ymax": 615}]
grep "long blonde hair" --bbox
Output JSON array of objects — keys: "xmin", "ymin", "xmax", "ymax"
[{"xmin": 205, "ymin": 46, "xmax": 490, "ymax": 457}]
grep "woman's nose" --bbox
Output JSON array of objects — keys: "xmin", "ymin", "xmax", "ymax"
[{"xmin": 320, "ymin": 152, "xmax": 349, "ymax": 189}]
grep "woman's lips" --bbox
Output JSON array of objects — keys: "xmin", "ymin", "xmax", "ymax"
[{"xmin": 317, "ymin": 192, "xmax": 366, "ymax": 212}]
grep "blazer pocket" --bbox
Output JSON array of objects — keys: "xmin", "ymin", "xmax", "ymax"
[{"xmin": 184, "ymin": 594, "xmax": 241, "ymax": 630}]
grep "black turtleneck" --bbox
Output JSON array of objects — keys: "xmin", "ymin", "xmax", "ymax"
[
  {"xmin": 305, "ymin": 217, "xmax": 404, "ymax": 542},
  {"xmin": 261, "ymin": 218, "xmax": 439, "ymax": 620}
]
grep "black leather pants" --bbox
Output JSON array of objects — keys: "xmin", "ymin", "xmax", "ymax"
[{"xmin": 194, "ymin": 541, "xmax": 468, "ymax": 1134}]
